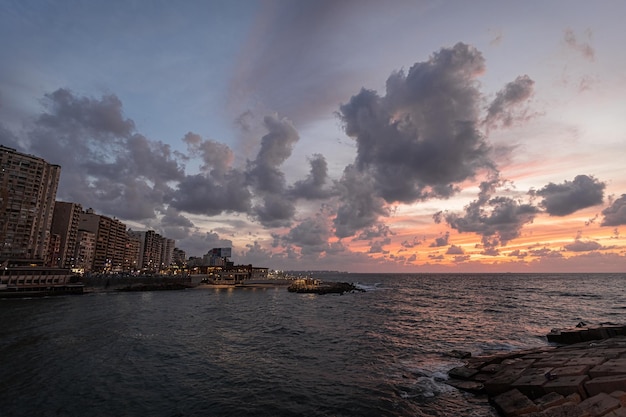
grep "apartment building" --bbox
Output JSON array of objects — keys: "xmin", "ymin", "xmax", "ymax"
[
  {"xmin": 0, "ymin": 145, "xmax": 60, "ymax": 262},
  {"xmin": 74, "ymin": 230, "xmax": 96, "ymax": 273},
  {"xmin": 79, "ymin": 209, "xmax": 128, "ymax": 272},
  {"xmin": 50, "ymin": 201, "xmax": 82, "ymax": 268}
]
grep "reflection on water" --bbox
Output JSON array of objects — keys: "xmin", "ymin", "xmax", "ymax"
[{"xmin": 1, "ymin": 273, "xmax": 624, "ymax": 416}]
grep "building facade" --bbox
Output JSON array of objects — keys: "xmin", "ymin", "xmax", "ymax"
[
  {"xmin": 79, "ymin": 209, "xmax": 128, "ymax": 272},
  {"xmin": 0, "ymin": 145, "xmax": 61, "ymax": 262},
  {"xmin": 50, "ymin": 201, "xmax": 82, "ymax": 268},
  {"xmin": 74, "ymin": 230, "xmax": 96, "ymax": 273}
]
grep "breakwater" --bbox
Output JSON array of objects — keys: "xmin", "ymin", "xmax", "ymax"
[
  {"xmin": 448, "ymin": 324, "xmax": 626, "ymax": 416},
  {"xmin": 287, "ymin": 278, "xmax": 363, "ymax": 294}
]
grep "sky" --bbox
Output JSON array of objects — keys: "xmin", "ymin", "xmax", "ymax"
[{"xmin": 1, "ymin": 0, "xmax": 625, "ymax": 273}]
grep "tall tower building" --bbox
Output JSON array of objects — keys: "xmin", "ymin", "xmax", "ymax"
[
  {"xmin": 0, "ymin": 145, "xmax": 61, "ymax": 262},
  {"xmin": 50, "ymin": 201, "xmax": 82, "ymax": 268}
]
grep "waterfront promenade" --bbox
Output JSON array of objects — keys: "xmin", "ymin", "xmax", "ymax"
[{"xmin": 448, "ymin": 324, "xmax": 626, "ymax": 416}]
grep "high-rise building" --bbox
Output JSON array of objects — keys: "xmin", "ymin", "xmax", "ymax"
[
  {"xmin": 50, "ymin": 201, "xmax": 82, "ymax": 268},
  {"xmin": 79, "ymin": 209, "xmax": 128, "ymax": 272},
  {"xmin": 128, "ymin": 230, "xmax": 175, "ymax": 272},
  {"xmin": 74, "ymin": 230, "xmax": 96, "ymax": 273},
  {"xmin": 172, "ymin": 247, "xmax": 186, "ymax": 267},
  {"xmin": 0, "ymin": 145, "xmax": 61, "ymax": 262},
  {"xmin": 161, "ymin": 238, "xmax": 175, "ymax": 270},
  {"xmin": 123, "ymin": 233, "xmax": 140, "ymax": 272}
]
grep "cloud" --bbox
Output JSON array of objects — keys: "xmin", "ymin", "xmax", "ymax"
[
  {"xmin": 355, "ymin": 223, "xmax": 393, "ymax": 241},
  {"xmin": 282, "ymin": 213, "xmax": 332, "ymax": 255},
  {"xmin": 401, "ymin": 236, "xmax": 422, "ymax": 249},
  {"xmin": 484, "ymin": 75, "xmax": 535, "ymax": 129},
  {"xmin": 0, "ymin": 123, "xmax": 21, "ymax": 150},
  {"xmin": 528, "ymin": 247, "xmax": 563, "ymax": 258},
  {"xmin": 508, "ymin": 249, "xmax": 527, "ymax": 259},
  {"xmin": 27, "ymin": 88, "xmax": 185, "ymax": 220},
  {"xmin": 180, "ymin": 231, "xmax": 234, "ymax": 259},
  {"xmin": 368, "ymin": 238, "xmax": 390, "ymax": 254},
  {"xmin": 430, "ymin": 231, "xmax": 450, "ymax": 247},
  {"xmin": 289, "ymin": 154, "xmax": 337, "ymax": 200},
  {"xmin": 333, "ymin": 164, "xmax": 390, "ymax": 238},
  {"xmin": 169, "ymin": 171, "xmax": 251, "ymax": 216},
  {"xmin": 37, "ymin": 88, "xmax": 135, "ymax": 137},
  {"xmin": 563, "ymin": 239, "xmax": 602, "ymax": 252},
  {"xmin": 229, "ymin": 1, "xmax": 369, "ymax": 127},
  {"xmin": 332, "ymin": 42, "xmax": 534, "ymax": 238},
  {"xmin": 245, "ymin": 115, "xmax": 300, "ymax": 227},
  {"xmin": 183, "ymin": 132, "xmax": 234, "ymax": 174},
  {"xmin": 247, "ymin": 115, "xmax": 299, "ymax": 193},
  {"xmin": 252, "ymin": 193, "xmax": 296, "ymax": 228},
  {"xmin": 159, "ymin": 206, "xmax": 195, "ymax": 240},
  {"xmin": 564, "ymin": 28, "xmax": 595, "ymax": 62},
  {"xmin": 534, "ymin": 174, "xmax": 605, "ymax": 216},
  {"xmin": 338, "ymin": 42, "xmax": 495, "ymax": 205},
  {"xmin": 446, "ymin": 244, "xmax": 464, "ymax": 255},
  {"xmin": 440, "ymin": 177, "xmax": 538, "ymax": 253},
  {"xmin": 601, "ymin": 194, "xmax": 626, "ymax": 226}
]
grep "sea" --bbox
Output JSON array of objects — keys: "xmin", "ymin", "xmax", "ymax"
[{"xmin": 1, "ymin": 273, "xmax": 626, "ymax": 417}]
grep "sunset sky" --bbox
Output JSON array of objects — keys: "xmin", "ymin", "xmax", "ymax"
[{"xmin": 1, "ymin": 1, "xmax": 625, "ymax": 272}]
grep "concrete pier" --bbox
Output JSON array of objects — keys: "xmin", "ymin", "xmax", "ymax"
[{"xmin": 447, "ymin": 325, "xmax": 626, "ymax": 416}]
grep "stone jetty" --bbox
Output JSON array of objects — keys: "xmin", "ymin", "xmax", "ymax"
[
  {"xmin": 447, "ymin": 324, "xmax": 626, "ymax": 416},
  {"xmin": 287, "ymin": 278, "xmax": 363, "ymax": 295}
]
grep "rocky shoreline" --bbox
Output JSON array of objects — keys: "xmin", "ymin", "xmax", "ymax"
[{"xmin": 447, "ymin": 324, "xmax": 626, "ymax": 416}]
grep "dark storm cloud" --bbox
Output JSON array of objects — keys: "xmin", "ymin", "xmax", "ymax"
[
  {"xmin": 601, "ymin": 194, "xmax": 626, "ymax": 226},
  {"xmin": 339, "ymin": 43, "xmax": 495, "ymax": 205},
  {"xmin": 439, "ymin": 178, "xmax": 538, "ymax": 253},
  {"xmin": 484, "ymin": 75, "xmax": 535, "ymax": 128},
  {"xmin": 27, "ymin": 89, "xmax": 185, "ymax": 220},
  {"xmin": 534, "ymin": 175, "xmax": 605, "ymax": 216},
  {"xmin": 333, "ymin": 164, "xmax": 390, "ymax": 238},
  {"xmin": 289, "ymin": 154, "xmax": 336, "ymax": 200}
]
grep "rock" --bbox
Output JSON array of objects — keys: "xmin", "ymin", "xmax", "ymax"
[{"xmin": 491, "ymin": 389, "xmax": 540, "ymax": 416}]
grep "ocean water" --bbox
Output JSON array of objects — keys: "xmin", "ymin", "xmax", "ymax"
[{"xmin": 1, "ymin": 273, "xmax": 626, "ymax": 417}]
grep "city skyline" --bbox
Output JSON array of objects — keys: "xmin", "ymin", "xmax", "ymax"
[{"xmin": 1, "ymin": 1, "xmax": 625, "ymax": 272}]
